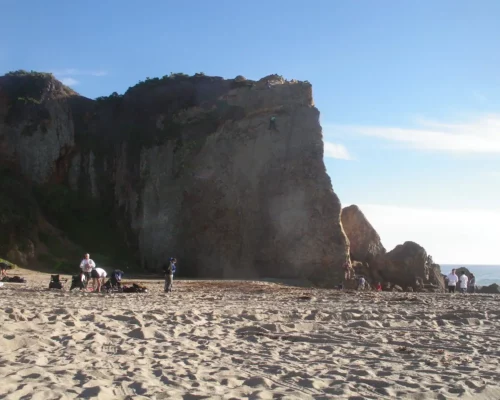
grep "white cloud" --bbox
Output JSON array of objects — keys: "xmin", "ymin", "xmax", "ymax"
[
  {"xmin": 324, "ymin": 141, "xmax": 352, "ymax": 160},
  {"xmin": 330, "ymin": 113, "xmax": 500, "ymax": 154},
  {"xmin": 60, "ymin": 77, "xmax": 79, "ymax": 86},
  {"xmin": 53, "ymin": 68, "xmax": 108, "ymax": 77},
  {"xmin": 90, "ymin": 70, "xmax": 108, "ymax": 77},
  {"xmin": 357, "ymin": 204, "xmax": 500, "ymax": 265}
]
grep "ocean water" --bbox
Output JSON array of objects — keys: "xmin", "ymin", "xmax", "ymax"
[{"xmin": 442, "ymin": 264, "xmax": 500, "ymax": 286}]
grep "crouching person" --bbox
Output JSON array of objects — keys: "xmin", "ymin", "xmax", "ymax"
[
  {"xmin": 164, "ymin": 258, "xmax": 177, "ymax": 293},
  {"xmin": 91, "ymin": 267, "xmax": 107, "ymax": 293}
]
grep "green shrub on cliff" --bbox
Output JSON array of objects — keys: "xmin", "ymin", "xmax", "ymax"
[
  {"xmin": 95, "ymin": 91, "xmax": 123, "ymax": 103},
  {"xmin": 4, "ymin": 70, "xmax": 52, "ymax": 103},
  {"xmin": 169, "ymin": 72, "xmax": 189, "ymax": 79},
  {"xmin": 0, "ymin": 258, "xmax": 18, "ymax": 270},
  {"xmin": 0, "ymin": 168, "xmax": 38, "ymax": 252},
  {"xmin": 5, "ymin": 70, "xmax": 52, "ymax": 79}
]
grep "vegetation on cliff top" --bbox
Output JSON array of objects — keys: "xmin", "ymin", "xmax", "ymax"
[
  {"xmin": 3, "ymin": 70, "xmax": 75, "ymax": 101},
  {"xmin": 3, "ymin": 70, "xmax": 52, "ymax": 105},
  {"xmin": 2, "ymin": 70, "xmax": 76, "ymax": 129}
]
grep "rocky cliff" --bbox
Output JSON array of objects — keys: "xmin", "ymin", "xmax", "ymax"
[
  {"xmin": 0, "ymin": 71, "xmax": 349, "ymax": 285},
  {"xmin": 341, "ymin": 204, "xmax": 445, "ymax": 291}
]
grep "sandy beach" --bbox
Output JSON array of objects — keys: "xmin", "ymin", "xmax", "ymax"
[{"xmin": 1, "ymin": 270, "xmax": 500, "ymax": 399}]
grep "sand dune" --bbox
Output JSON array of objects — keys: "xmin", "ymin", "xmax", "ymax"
[{"xmin": 1, "ymin": 271, "xmax": 500, "ymax": 399}]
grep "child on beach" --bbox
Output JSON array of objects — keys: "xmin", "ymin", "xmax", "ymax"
[
  {"xmin": 358, "ymin": 276, "xmax": 366, "ymax": 290},
  {"xmin": 164, "ymin": 258, "xmax": 177, "ymax": 293},
  {"xmin": 459, "ymin": 272, "xmax": 469, "ymax": 294}
]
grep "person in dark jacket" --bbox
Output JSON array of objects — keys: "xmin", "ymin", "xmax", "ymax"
[
  {"xmin": 468, "ymin": 273, "xmax": 476, "ymax": 293},
  {"xmin": 0, "ymin": 263, "xmax": 8, "ymax": 278},
  {"xmin": 164, "ymin": 258, "xmax": 177, "ymax": 293},
  {"xmin": 269, "ymin": 116, "xmax": 277, "ymax": 131}
]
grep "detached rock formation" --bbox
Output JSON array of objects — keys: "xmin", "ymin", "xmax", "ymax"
[
  {"xmin": 341, "ymin": 205, "xmax": 386, "ymax": 263},
  {"xmin": 341, "ymin": 205, "xmax": 445, "ymax": 291},
  {"xmin": 383, "ymin": 242, "xmax": 444, "ymax": 291},
  {"xmin": 0, "ymin": 71, "xmax": 349, "ymax": 285}
]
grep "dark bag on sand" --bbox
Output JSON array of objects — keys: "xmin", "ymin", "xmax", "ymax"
[
  {"xmin": 122, "ymin": 283, "xmax": 148, "ymax": 293},
  {"xmin": 49, "ymin": 274, "xmax": 63, "ymax": 289},
  {"xmin": 2, "ymin": 276, "xmax": 26, "ymax": 283},
  {"xmin": 70, "ymin": 273, "xmax": 86, "ymax": 291}
]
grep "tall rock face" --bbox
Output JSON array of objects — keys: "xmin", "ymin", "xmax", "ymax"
[{"xmin": 0, "ymin": 72, "xmax": 349, "ymax": 285}]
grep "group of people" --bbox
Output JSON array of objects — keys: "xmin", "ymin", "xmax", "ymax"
[
  {"xmin": 79, "ymin": 253, "xmax": 178, "ymax": 293},
  {"xmin": 445, "ymin": 269, "xmax": 476, "ymax": 294},
  {"xmin": 79, "ymin": 253, "xmax": 110, "ymax": 292}
]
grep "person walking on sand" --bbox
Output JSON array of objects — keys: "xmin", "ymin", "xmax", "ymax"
[
  {"xmin": 90, "ymin": 267, "xmax": 107, "ymax": 293},
  {"xmin": 164, "ymin": 257, "xmax": 177, "ymax": 293},
  {"xmin": 80, "ymin": 253, "xmax": 95, "ymax": 287},
  {"xmin": 446, "ymin": 269, "xmax": 459, "ymax": 293},
  {"xmin": 269, "ymin": 116, "xmax": 277, "ymax": 131},
  {"xmin": 459, "ymin": 272, "xmax": 469, "ymax": 294},
  {"xmin": 358, "ymin": 276, "xmax": 366, "ymax": 291},
  {"xmin": 469, "ymin": 273, "xmax": 476, "ymax": 293}
]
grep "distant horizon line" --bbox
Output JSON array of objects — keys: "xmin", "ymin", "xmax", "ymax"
[{"xmin": 441, "ymin": 263, "xmax": 500, "ymax": 267}]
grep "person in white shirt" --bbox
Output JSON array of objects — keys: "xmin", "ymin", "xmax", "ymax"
[
  {"xmin": 459, "ymin": 272, "xmax": 469, "ymax": 294},
  {"xmin": 80, "ymin": 254, "xmax": 96, "ymax": 287},
  {"xmin": 446, "ymin": 269, "xmax": 459, "ymax": 293},
  {"xmin": 90, "ymin": 267, "xmax": 107, "ymax": 292}
]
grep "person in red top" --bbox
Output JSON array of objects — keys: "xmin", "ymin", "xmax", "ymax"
[{"xmin": 375, "ymin": 282, "xmax": 382, "ymax": 291}]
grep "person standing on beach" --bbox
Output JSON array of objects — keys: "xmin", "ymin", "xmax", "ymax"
[
  {"xmin": 469, "ymin": 274, "xmax": 476, "ymax": 293},
  {"xmin": 343, "ymin": 258, "xmax": 354, "ymax": 281},
  {"xmin": 269, "ymin": 116, "xmax": 277, "ymax": 131},
  {"xmin": 459, "ymin": 272, "xmax": 468, "ymax": 294},
  {"xmin": 164, "ymin": 258, "xmax": 177, "ymax": 293},
  {"xmin": 0, "ymin": 262, "xmax": 8, "ymax": 278},
  {"xmin": 358, "ymin": 276, "xmax": 366, "ymax": 291},
  {"xmin": 80, "ymin": 254, "xmax": 95, "ymax": 287},
  {"xmin": 446, "ymin": 269, "xmax": 459, "ymax": 293}
]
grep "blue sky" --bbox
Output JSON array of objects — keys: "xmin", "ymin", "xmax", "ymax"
[{"xmin": 1, "ymin": 0, "xmax": 499, "ymax": 264}]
